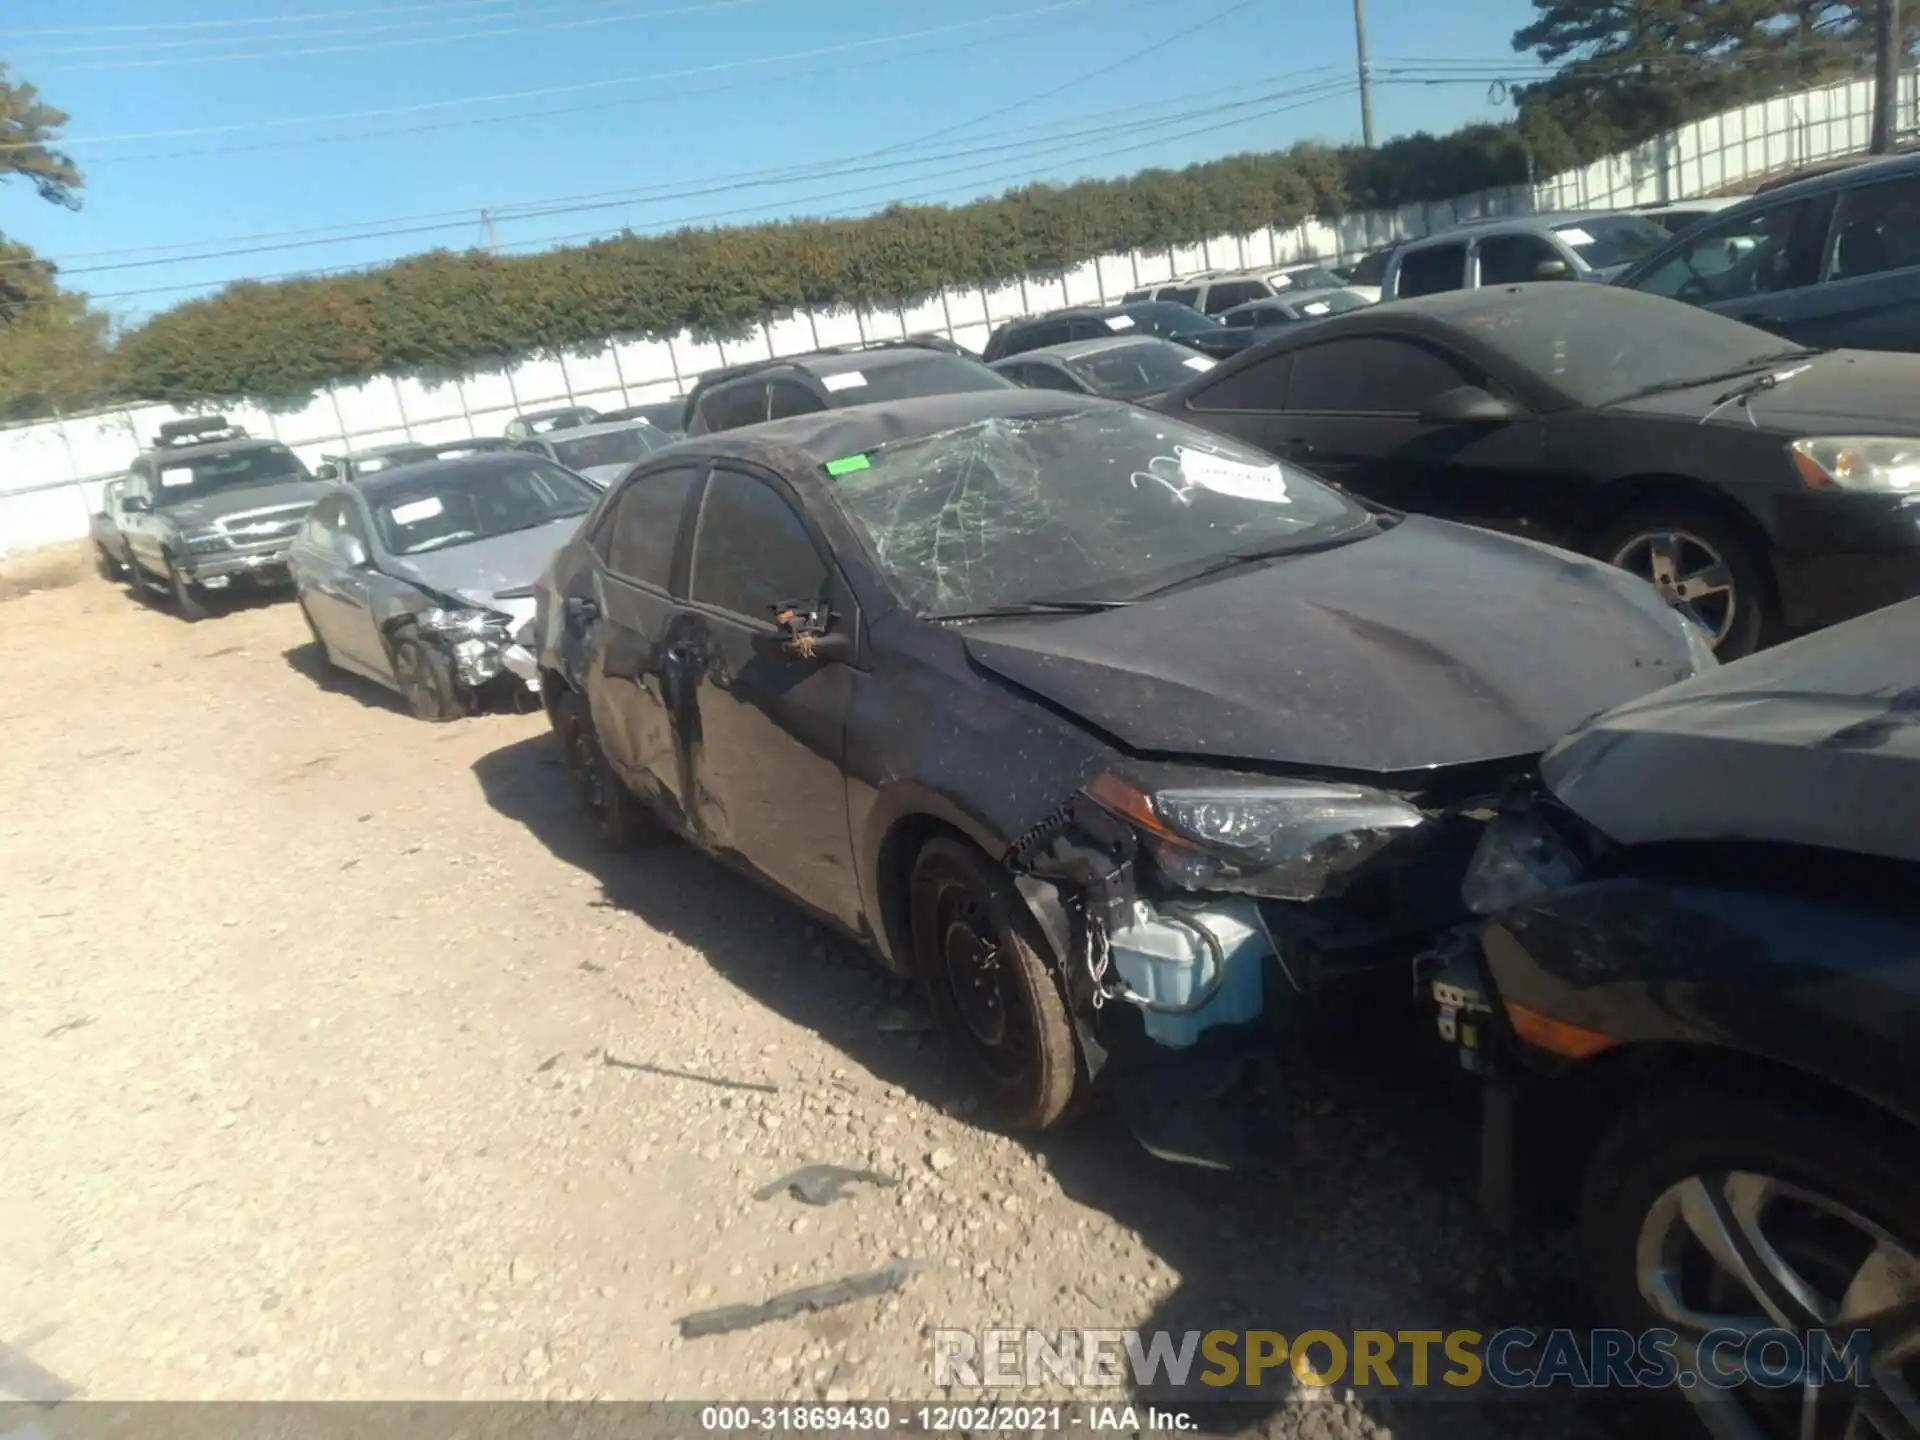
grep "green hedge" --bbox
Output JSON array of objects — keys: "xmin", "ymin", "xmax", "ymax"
[{"xmin": 111, "ymin": 123, "xmax": 1534, "ymax": 404}]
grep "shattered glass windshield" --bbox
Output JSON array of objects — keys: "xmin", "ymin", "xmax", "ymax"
[
  {"xmin": 371, "ymin": 460, "xmax": 598, "ymax": 556},
  {"xmin": 828, "ymin": 407, "xmax": 1368, "ymax": 614},
  {"xmin": 1065, "ymin": 340, "xmax": 1213, "ymax": 399}
]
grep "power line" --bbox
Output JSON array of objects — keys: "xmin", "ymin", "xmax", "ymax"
[
  {"xmin": 47, "ymin": 85, "xmax": 1344, "ymax": 279},
  {"xmin": 0, "ymin": 0, "xmax": 624, "ymax": 38},
  {"xmin": 10, "ymin": 0, "xmax": 732, "ymax": 61},
  {"xmin": 884, "ymin": 0, "xmax": 1267, "ymax": 154},
  {"xmin": 0, "ymin": 0, "xmax": 1120, "ymax": 153},
  {"xmin": 58, "ymin": 81, "xmax": 1357, "ymax": 311},
  {"xmin": 32, "ymin": 0, "xmax": 781, "ymax": 73},
  {"xmin": 73, "ymin": 0, "xmax": 1183, "ymax": 169},
  {"xmin": 15, "ymin": 68, "xmax": 1327, "ymax": 273}
]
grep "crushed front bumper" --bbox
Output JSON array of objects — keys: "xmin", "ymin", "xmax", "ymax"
[{"xmin": 179, "ymin": 546, "xmax": 295, "ymax": 586}]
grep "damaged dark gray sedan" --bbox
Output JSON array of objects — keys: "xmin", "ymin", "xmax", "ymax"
[
  {"xmin": 533, "ymin": 390, "xmax": 1714, "ymax": 1130},
  {"xmin": 291, "ymin": 453, "xmax": 598, "ymax": 720}
]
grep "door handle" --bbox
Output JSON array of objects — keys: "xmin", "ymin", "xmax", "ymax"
[
  {"xmin": 1283, "ymin": 438, "xmax": 1315, "ymax": 455},
  {"xmin": 565, "ymin": 595, "xmax": 600, "ymax": 625},
  {"xmin": 665, "ymin": 640, "xmax": 705, "ymax": 666}
]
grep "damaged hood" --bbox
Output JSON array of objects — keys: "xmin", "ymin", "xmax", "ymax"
[
  {"xmin": 1542, "ymin": 595, "xmax": 1920, "ymax": 864},
  {"xmin": 961, "ymin": 516, "xmax": 1696, "ymax": 776},
  {"xmin": 386, "ymin": 516, "xmax": 584, "ymax": 613},
  {"xmin": 158, "ymin": 477, "xmax": 331, "ymax": 528}
]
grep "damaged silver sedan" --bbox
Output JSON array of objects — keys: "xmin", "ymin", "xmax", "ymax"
[{"xmin": 289, "ymin": 454, "xmax": 598, "ymax": 720}]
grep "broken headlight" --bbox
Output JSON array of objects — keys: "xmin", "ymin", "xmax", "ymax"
[
  {"xmin": 1460, "ymin": 805, "xmax": 1588, "ymax": 916},
  {"xmin": 1086, "ymin": 772, "xmax": 1429, "ymax": 901},
  {"xmin": 416, "ymin": 605, "xmax": 511, "ymax": 638}
]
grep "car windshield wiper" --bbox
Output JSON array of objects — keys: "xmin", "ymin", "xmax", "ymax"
[
  {"xmin": 928, "ymin": 599, "xmax": 1134, "ymax": 622},
  {"xmin": 1123, "ymin": 517, "xmax": 1383, "ymax": 600},
  {"xmin": 1607, "ymin": 348, "xmax": 1825, "ymax": 403}
]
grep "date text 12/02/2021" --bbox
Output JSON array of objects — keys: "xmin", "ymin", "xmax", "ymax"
[{"xmin": 697, "ymin": 1404, "xmax": 1200, "ymax": 1432}]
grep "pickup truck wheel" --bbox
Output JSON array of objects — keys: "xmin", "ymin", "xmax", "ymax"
[
  {"xmin": 94, "ymin": 545, "xmax": 123, "ymax": 581},
  {"xmin": 390, "ymin": 634, "xmax": 463, "ymax": 722},
  {"xmin": 553, "ymin": 689, "xmax": 654, "ymax": 849},
  {"xmin": 1581, "ymin": 1091, "xmax": 1920, "ymax": 1437},
  {"xmin": 909, "ymin": 836, "xmax": 1081, "ymax": 1130},
  {"xmin": 166, "ymin": 560, "xmax": 208, "ymax": 622}
]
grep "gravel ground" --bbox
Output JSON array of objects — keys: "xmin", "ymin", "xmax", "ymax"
[{"xmin": 0, "ymin": 571, "xmax": 1649, "ymax": 1437}]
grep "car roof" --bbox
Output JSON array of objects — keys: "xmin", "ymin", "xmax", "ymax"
[
  {"xmin": 997, "ymin": 336, "xmax": 1164, "ymax": 363},
  {"xmin": 516, "ymin": 405, "xmax": 597, "ymax": 421},
  {"xmin": 538, "ymin": 417, "xmax": 666, "ymax": 440},
  {"xmin": 139, "ymin": 434, "xmax": 286, "ymax": 461},
  {"xmin": 1411, "ymin": 212, "xmax": 1609, "ymax": 244},
  {"xmin": 690, "ymin": 340, "xmax": 961, "ymax": 393},
  {"xmin": 353, "ymin": 451, "xmax": 551, "ymax": 499},
  {"xmin": 334, "ymin": 442, "xmax": 434, "ymax": 460},
  {"xmin": 1748, "ymin": 147, "xmax": 1920, "ymax": 201},
  {"xmin": 642, "ymin": 389, "xmax": 1105, "ymax": 474}
]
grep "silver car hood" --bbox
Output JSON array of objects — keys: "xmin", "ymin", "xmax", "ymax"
[
  {"xmin": 575, "ymin": 463, "xmax": 630, "ymax": 489},
  {"xmin": 385, "ymin": 516, "xmax": 584, "ymax": 613}
]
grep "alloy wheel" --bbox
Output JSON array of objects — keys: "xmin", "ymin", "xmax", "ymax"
[
  {"xmin": 1610, "ymin": 527, "xmax": 1739, "ymax": 646},
  {"xmin": 1635, "ymin": 1169, "xmax": 1920, "ymax": 1438}
]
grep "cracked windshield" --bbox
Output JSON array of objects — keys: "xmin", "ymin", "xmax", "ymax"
[{"xmin": 831, "ymin": 408, "xmax": 1365, "ymax": 613}]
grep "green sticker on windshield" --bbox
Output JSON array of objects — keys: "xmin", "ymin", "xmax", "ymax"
[{"xmin": 824, "ymin": 453, "xmax": 871, "ymax": 477}]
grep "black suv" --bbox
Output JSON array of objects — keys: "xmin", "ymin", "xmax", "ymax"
[{"xmin": 682, "ymin": 340, "xmax": 1012, "ymax": 436}]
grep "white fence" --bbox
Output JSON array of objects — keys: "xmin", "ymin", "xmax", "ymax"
[{"xmin": 4, "ymin": 67, "xmax": 1915, "ymax": 556}]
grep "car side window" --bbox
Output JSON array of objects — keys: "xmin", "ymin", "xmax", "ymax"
[
  {"xmin": 303, "ymin": 494, "xmax": 343, "ymax": 542},
  {"xmin": 1024, "ymin": 362, "xmax": 1085, "ymax": 393},
  {"xmin": 1629, "ymin": 199, "xmax": 1822, "ymax": 301},
  {"xmin": 1822, "ymin": 175, "xmax": 1920, "ymax": 282},
  {"xmin": 767, "ymin": 380, "xmax": 826, "ymax": 420},
  {"xmin": 1350, "ymin": 250, "xmax": 1393, "ymax": 285},
  {"xmin": 689, "ymin": 467, "xmax": 830, "ymax": 622},
  {"xmin": 604, "ymin": 464, "xmax": 702, "ymax": 590},
  {"xmin": 1203, "ymin": 280, "xmax": 1268, "ymax": 313},
  {"xmin": 1396, "ymin": 244, "xmax": 1468, "ymax": 297},
  {"xmin": 1161, "ymin": 285, "xmax": 1202, "ymax": 309},
  {"xmin": 1184, "ymin": 351, "xmax": 1293, "ymax": 413},
  {"xmin": 696, "ymin": 380, "xmax": 769, "ymax": 433},
  {"xmin": 336, "ymin": 498, "xmax": 373, "ymax": 550},
  {"xmin": 1475, "ymin": 233, "xmax": 1565, "ymax": 285},
  {"xmin": 1064, "ymin": 319, "xmax": 1110, "ymax": 341},
  {"xmin": 1008, "ymin": 320, "xmax": 1071, "ymax": 355},
  {"xmin": 1288, "ymin": 337, "xmax": 1476, "ymax": 414}
]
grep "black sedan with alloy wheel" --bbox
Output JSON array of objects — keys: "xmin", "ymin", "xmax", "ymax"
[
  {"xmin": 1152, "ymin": 282, "xmax": 1920, "ymax": 659},
  {"xmin": 1446, "ymin": 595, "xmax": 1920, "ymax": 1438},
  {"xmin": 531, "ymin": 388, "xmax": 1712, "ymax": 1143}
]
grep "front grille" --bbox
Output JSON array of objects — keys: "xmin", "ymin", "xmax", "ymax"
[{"xmin": 216, "ymin": 504, "xmax": 309, "ymax": 552}]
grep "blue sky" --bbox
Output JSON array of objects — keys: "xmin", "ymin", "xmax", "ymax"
[{"xmin": 3, "ymin": 0, "xmax": 1548, "ymax": 324}]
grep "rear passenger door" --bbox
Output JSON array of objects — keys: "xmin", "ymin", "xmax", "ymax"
[
  {"xmin": 672, "ymin": 464, "xmax": 862, "ymax": 927},
  {"xmin": 584, "ymin": 461, "xmax": 706, "ymax": 830}
]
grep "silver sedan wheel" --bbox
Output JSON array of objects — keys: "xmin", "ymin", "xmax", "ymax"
[
  {"xmin": 1610, "ymin": 527, "xmax": 1739, "ymax": 646},
  {"xmin": 1636, "ymin": 1169, "xmax": 1920, "ymax": 1439}
]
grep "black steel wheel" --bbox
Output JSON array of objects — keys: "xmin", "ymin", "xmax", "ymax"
[
  {"xmin": 1591, "ymin": 502, "xmax": 1772, "ymax": 660},
  {"xmin": 1582, "ymin": 1091, "xmax": 1920, "ymax": 1440},
  {"xmin": 908, "ymin": 836, "xmax": 1081, "ymax": 1130},
  {"xmin": 553, "ymin": 689, "xmax": 653, "ymax": 849},
  {"xmin": 390, "ymin": 633, "xmax": 463, "ymax": 722}
]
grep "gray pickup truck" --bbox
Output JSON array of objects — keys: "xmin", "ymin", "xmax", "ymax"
[{"xmin": 119, "ymin": 416, "xmax": 334, "ymax": 621}]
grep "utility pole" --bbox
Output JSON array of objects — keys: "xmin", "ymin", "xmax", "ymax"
[
  {"xmin": 1353, "ymin": 0, "xmax": 1376, "ymax": 148},
  {"xmin": 478, "ymin": 208, "xmax": 499, "ymax": 254},
  {"xmin": 1872, "ymin": 0, "xmax": 1902, "ymax": 154}
]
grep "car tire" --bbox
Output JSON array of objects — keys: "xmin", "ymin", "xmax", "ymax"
[
  {"xmin": 552, "ymin": 689, "xmax": 654, "ymax": 849},
  {"xmin": 1580, "ymin": 1089, "xmax": 1920, "ymax": 1432},
  {"xmin": 908, "ymin": 836, "xmax": 1081, "ymax": 1130},
  {"xmin": 94, "ymin": 545, "xmax": 123, "ymax": 581},
  {"xmin": 1588, "ymin": 501, "xmax": 1772, "ymax": 661},
  {"xmin": 389, "ymin": 633, "xmax": 464, "ymax": 723},
  {"xmin": 166, "ymin": 559, "xmax": 209, "ymax": 623}
]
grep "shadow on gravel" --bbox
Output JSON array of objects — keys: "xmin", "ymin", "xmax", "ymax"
[
  {"xmin": 473, "ymin": 730, "xmax": 1636, "ymax": 1440},
  {"xmin": 280, "ymin": 642, "xmax": 409, "ymax": 715}
]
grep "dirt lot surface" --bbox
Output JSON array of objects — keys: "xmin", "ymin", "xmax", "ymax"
[{"xmin": 0, "ymin": 572, "xmax": 1637, "ymax": 1437}]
